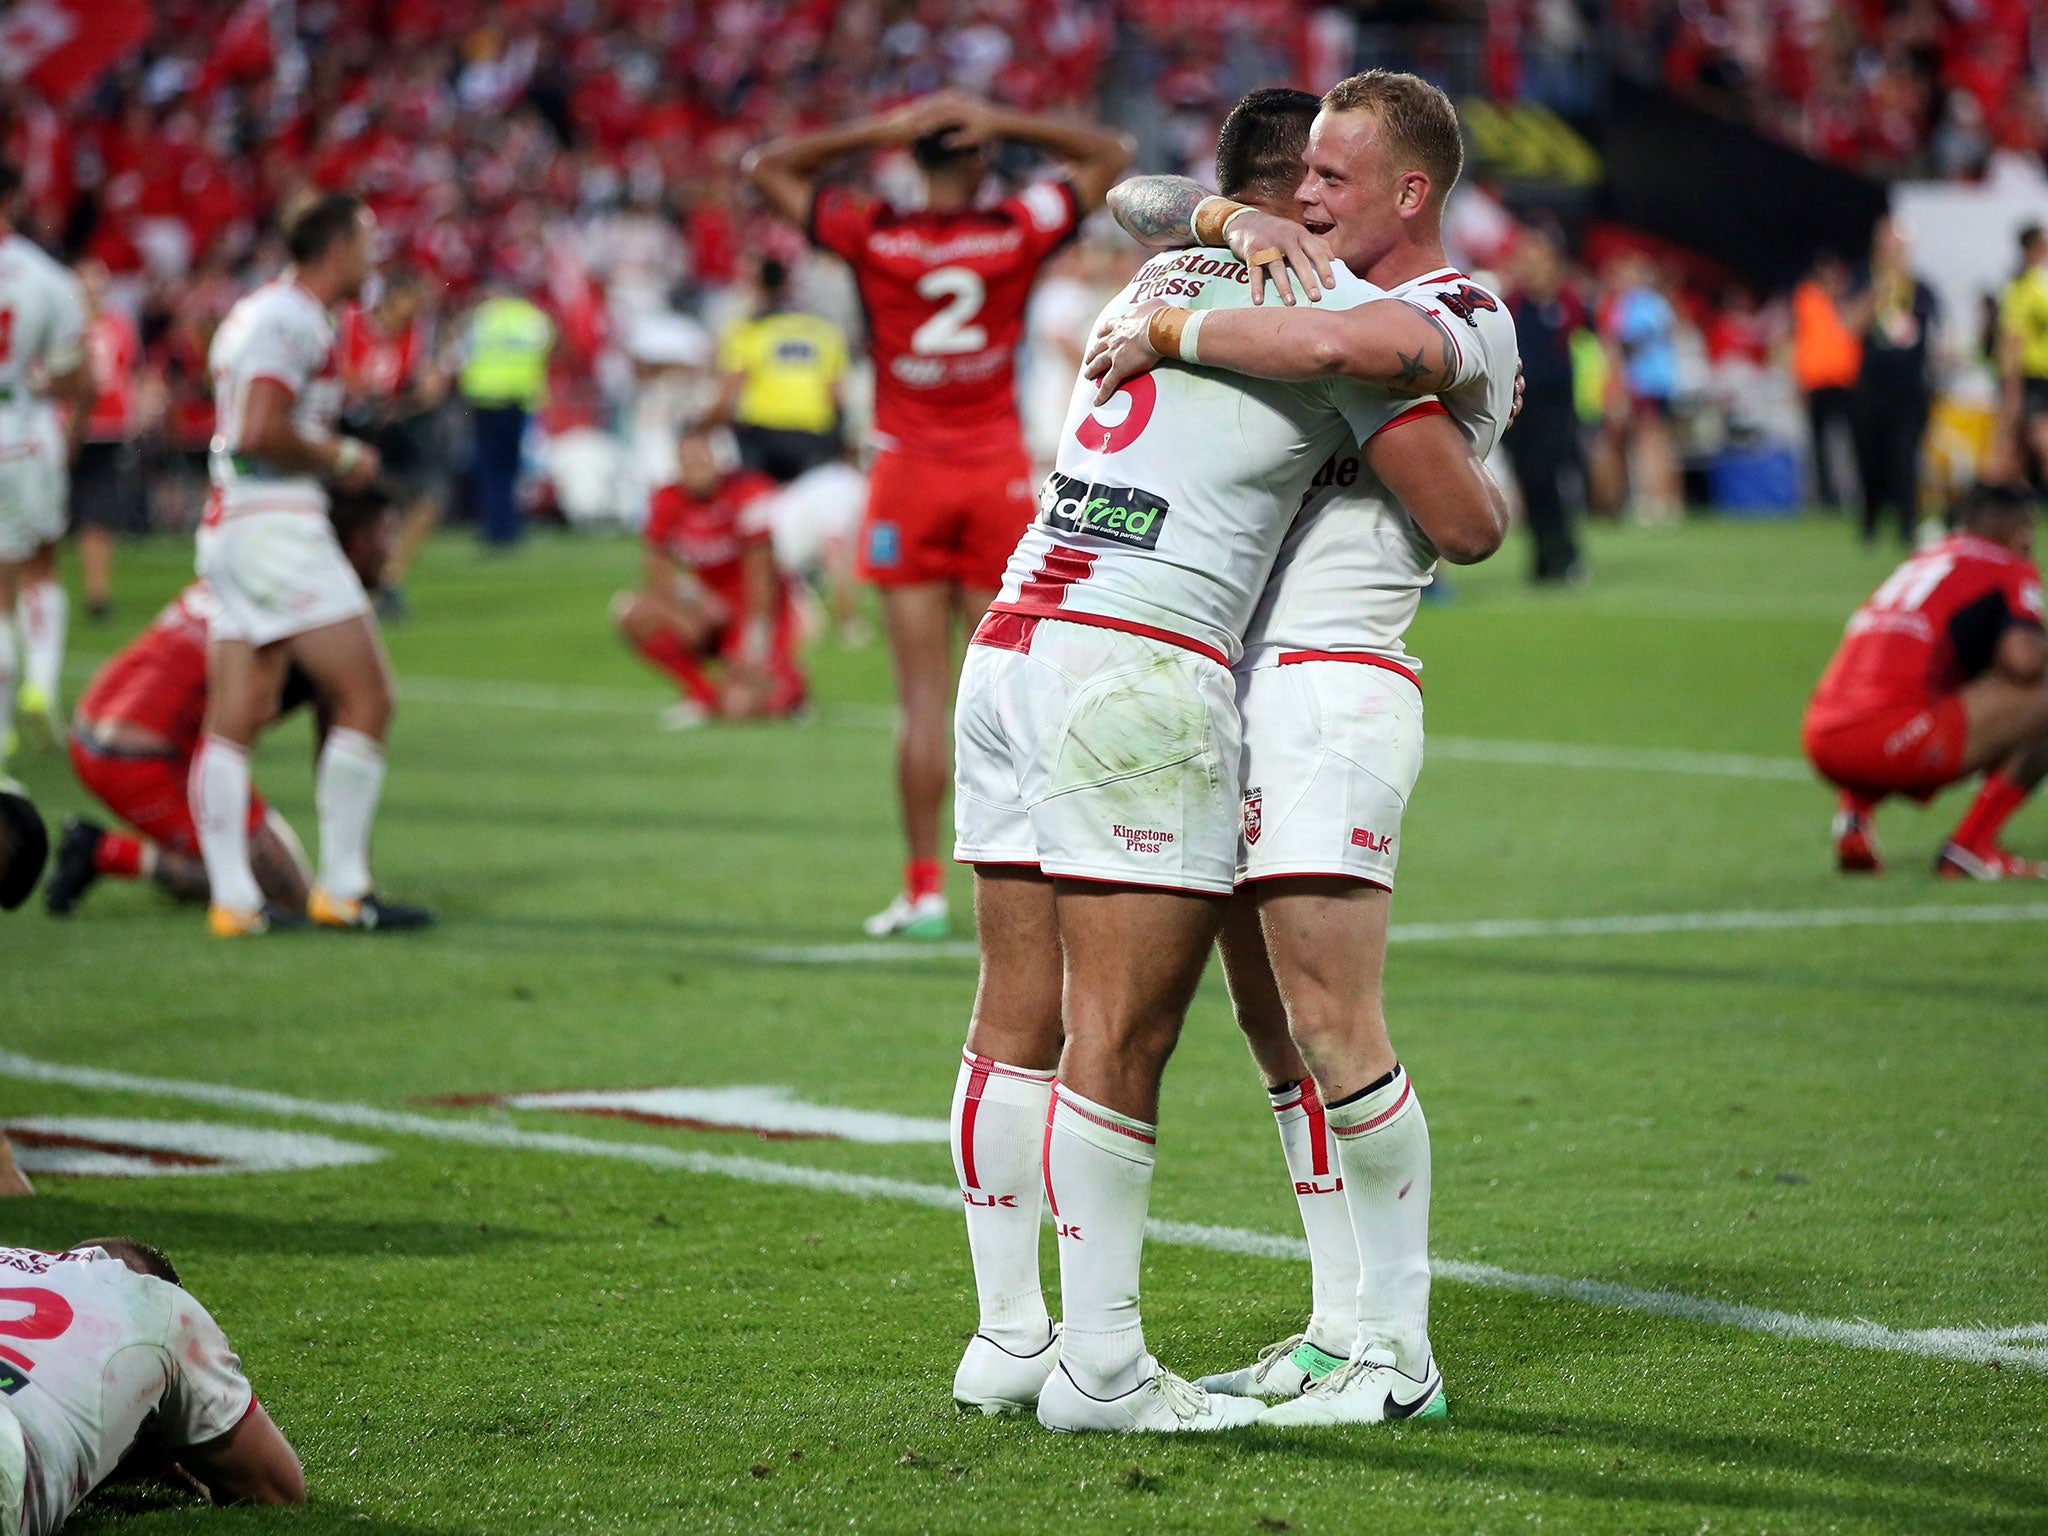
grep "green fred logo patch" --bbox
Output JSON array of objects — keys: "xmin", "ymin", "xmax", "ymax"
[{"xmin": 1039, "ymin": 472, "xmax": 1172, "ymax": 550}]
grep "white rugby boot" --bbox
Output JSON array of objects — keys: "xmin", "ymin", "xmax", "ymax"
[
  {"xmin": 1196, "ymin": 1332, "xmax": 1350, "ymax": 1401},
  {"xmin": 953, "ymin": 1325, "xmax": 1059, "ymax": 1415},
  {"xmin": 1037, "ymin": 1357, "xmax": 1263, "ymax": 1433},
  {"xmin": 862, "ymin": 891, "xmax": 948, "ymax": 938},
  {"xmin": 1257, "ymin": 1345, "xmax": 1447, "ymax": 1427}
]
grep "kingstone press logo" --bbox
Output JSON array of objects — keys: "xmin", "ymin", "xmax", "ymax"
[{"xmin": 1038, "ymin": 472, "xmax": 1171, "ymax": 551}]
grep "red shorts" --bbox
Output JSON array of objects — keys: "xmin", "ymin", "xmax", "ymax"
[
  {"xmin": 1802, "ymin": 694, "xmax": 1969, "ymax": 801},
  {"xmin": 69, "ymin": 738, "xmax": 268, "ymax": 856},
  {"xmin": 858, "ymin": 442, "xmax": 1036, "ymax": 592}
]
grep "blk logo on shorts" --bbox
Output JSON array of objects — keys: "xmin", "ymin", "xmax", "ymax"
[
  {"xmin": 1243, "ymin": 789, "xmax": 1263, "ymax": 845},
  {"xmin": 1352, "ymin": 827, "xmax": 1393, "ymax": 853}
]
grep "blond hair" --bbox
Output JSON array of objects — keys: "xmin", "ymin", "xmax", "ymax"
[{"xmin": 1321, "ymin": 70, "xmax": 1464, "ymax": 204}]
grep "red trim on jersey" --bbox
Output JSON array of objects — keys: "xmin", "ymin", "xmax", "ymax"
[
  {"xmin": 985, "ymin": 605, "xmax": 1230, "ymax": 668},
  {"xmin": 1334, "ymin": 1078, "xmax": 1412, "ymax": 1136},
  {"xmin": 1053, "ymin": 1086, "xmax": 1156, "ymax": 1146},
  {"xmin": 0, "ymin": 1344, "xmax": 31, "ymax": 1372},
  {"xmin": 958, "ymin": 1053, "xmax": 993, "ymax": 1190},
  {"xmin": 1368, "ymin": 400, "xmax": 1451, "ymax": 438},
  {"xmin": 1275, "ymin": 650, "xmax": 1421, "ymax": 691},
  {"xmin": 1301, "ymin": 1075, "xmax": 1331, "ymax": 1177},
  {"xmin": 1016, "ymin": 545, "xmax": 1097, "ymax": 607}
]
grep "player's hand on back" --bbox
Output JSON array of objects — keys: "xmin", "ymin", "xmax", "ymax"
[
  {"xmin": 1221, "ymin": 210, "xmax": 1336, "ymax": 308},
  {"xmin": 334, "ymin": 437, "xmax": 381, "ymax": 490},
  {"xmin": 1510, "ymin": 361, "xmax": 1526, "ymax": 430},
  {"xmin": 1084, "ymin": 298, "xmax": 1167, "ymax": 405}
]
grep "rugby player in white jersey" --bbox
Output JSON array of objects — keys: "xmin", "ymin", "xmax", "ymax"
[
  {"xmin": 947, "ymin": 86, "xmax": 1505, "ymax": 1433},
  {"xmin": 0, "ymin": 163, "xmax": 95, "ymax": 764},
  {"xmin": 194, "ymin": 193, "xmax": 429, "ymax": 935},
  {"xmin": 0, "ymin": 1238, "xmax": 304, "ymax": 1535},
  {"xmin": 1085, "ymin": 70, "xmax": 1520, "ymax": 1427}
]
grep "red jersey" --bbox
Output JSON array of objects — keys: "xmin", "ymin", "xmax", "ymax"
[
  {"xmin": 808, "ymin": 180, "xmax": 1080, "ymax": 460},
  {"xmin": 77, "ymin": 584, "xmax": 214, "ymax": 752},
  {"xmin": 336, "ymin": 303, "xmax": 424, "ymax": 402},
  {"xmin": 645, "ymin": 471, "xmax": 778, "ymax": 590},
  {"xmin": 1808, "ymin": 533, "xmax": 2046, "ymax": 730},
  {"xmin": 84, "ymin": 310, "xmax": 140, "ymax": 441}
]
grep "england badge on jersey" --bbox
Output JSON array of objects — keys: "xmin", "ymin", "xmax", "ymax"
[{"xmin": 1244, "ymin": 788, "xmax": 1263, "ymax": 845}]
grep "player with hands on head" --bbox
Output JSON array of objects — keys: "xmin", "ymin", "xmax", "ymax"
[{"xmin": 746, "ymin": 92, "xmax": 1130, "ymax": 940}]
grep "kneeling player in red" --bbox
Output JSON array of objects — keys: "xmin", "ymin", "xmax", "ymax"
[
  {"xmin": 613, "ymin": 428, "xmax": 806, "ymax": 729},
  {"xmin": 43, "ymin": 490, "xmax": 392, "ymax": 918},
  {"xmin": 1804, "ymin": 483, "xmax": 2048, "ymax": 877}
]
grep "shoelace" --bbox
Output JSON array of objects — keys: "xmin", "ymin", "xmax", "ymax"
[
  {"xmin": 1153, "ymin": 1366, "xmax": 1209, "ymax": 1421},
  {"xmin": 1305, "ymin": 1345, "xmax": 1398, "ymax": 1397},
  {"xmin": 1249, "ymin": 1333, "xmax": 1307, "ymax": 1384}
]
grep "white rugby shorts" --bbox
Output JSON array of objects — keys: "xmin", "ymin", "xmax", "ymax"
[
  {"xmin": 196, "ymin": 504, "xmax": 370, "ymax": 647},
  {"xmin": 954, "ymin": 612, "xmax": 1241, "ymax": 894},
  {"xmin": 0, "ymin": 415, "xmax": 67, "ymax": 562},
  {"xmin": 1235, "ymin": 655, "xmax": 1424, "ymax": 888}
]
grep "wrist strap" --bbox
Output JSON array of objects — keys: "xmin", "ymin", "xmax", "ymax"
[
  {"xmin": 1177, "ymin": 309, "xmax": 1206, "ymax": 366},
  {"xmin": 333, "ymin": 438, "xmax": 362, "ymax": 476}
]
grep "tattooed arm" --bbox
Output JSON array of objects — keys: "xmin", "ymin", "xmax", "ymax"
[
  {"xmin": 1104, "ymin": 175, "xmax": 1214, "ymax": 248},
  {"xmin": 1105, "ymin": 176, "xmax": 1337, "ymax": 305}
]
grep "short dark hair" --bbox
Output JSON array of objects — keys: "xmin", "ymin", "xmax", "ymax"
[
  {"xmin": 74, "ymin": 1237, "xmax": 181, "ymax": 1286},
  {"xmin": 1321, "ymin": 69, "xmax": 1465, "ymax": 203},
  {"xmin": 1215, "ymin": 88, "xmax": 1322, "ymax": 203},
  {"xmin": 1957, "ymin": 481, "xmax": 2037, "ymax": 533},
  {"xmin": 2022, "ymin": 225, "xmax": 2046, "ymax": 254},
  {"xmin": 0, "ymin": 785, "xmax": 47, "ymax": 911},
  {"xmin": 284, "ymin": 192, "xmax": 365, "ymax": 264},
  {"xmin": 911, "ymin": 126, "xmax": 982, "ymax": 174}
]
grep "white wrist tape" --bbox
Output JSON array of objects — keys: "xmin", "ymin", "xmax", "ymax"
[
  {"xmin": 1189, "ymin": 196, "xmax": 1226, "ymax": 244},
  {"xmin": 1177, "ymin": 309, "xmax": 1206, "ymax": 366},
  {"xmin": 334, "ymin": 438, "xmax": 363, "ymax": 476}
]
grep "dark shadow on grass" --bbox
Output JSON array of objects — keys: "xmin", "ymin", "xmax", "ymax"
[
  {"xmin": 70, "ymin": 1486, "xmax": 476, "ymax": 1534},
  {"xmin": 1244, "ymin": 1403, "xmax": 2048, "ymax": 1530},
  {"xmin": 2, "ymin": 1197, "xmax": 558, "ymax": 1260}
]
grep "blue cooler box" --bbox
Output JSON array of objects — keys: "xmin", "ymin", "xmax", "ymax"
[{"xmin": 1710, "ymin": 443, "xmax": 1801, "ymax": 518}]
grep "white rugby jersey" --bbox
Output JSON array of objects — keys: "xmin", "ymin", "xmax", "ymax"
[
  {"xmin": 0, "ymin": 233, "xmax": 86, "ymax": 447},
  {"xmin": 1241, "ymin": 268, "xmax": 1520, "ymax": 675},
  {"xmin": 207, "ymin": 278, "xmax": 344, "ymax": 515},
  {"xmin": 988, "ymin": 251, "xmax": 1419, "ymax": 665},
  {"xmin": 0, "ymin": 1247, "xmax": 253, "ymax": 1536}
]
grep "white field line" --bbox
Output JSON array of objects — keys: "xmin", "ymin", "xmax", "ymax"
[
  {"xmin": 391, "ymin": 674, "xmax": 1819, "ymax": 783},
  {"xmin": 752, "ymin": 900, "xmax": 2048, "ymax": 965},
  {"xmin": 1, "ymin": 1051, "xmax": 2041, "ymax": 1374}
]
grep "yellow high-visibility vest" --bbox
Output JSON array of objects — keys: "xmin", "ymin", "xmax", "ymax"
[{"xmin": 460, "ymin": 297, "xmax": 554, "ymax": 409}]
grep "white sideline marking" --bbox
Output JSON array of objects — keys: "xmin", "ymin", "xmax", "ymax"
[
  {"xmin": 393, "ymin": 674, "xmax": 1820, "ymax": 783},
  {"xmin": 1, "ymin": 1051, "xmax": 2041, "ymax": 1374},
  {"xmin": 752, "ymin": 901, "xmax": 2048, "ymax": 964},
  {"xmin": 3, "ymin": 1117, "xmax": 384, "ymax": 1178},
  {"xmin": 494, "ymin": 1086, "xmax": 949, "ymax": 1144}
]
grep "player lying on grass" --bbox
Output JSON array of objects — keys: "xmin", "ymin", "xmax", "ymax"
[
  {"xmin": 0, "ymin": 1239, "xmax": 304, "ymax": 1536},
  {"xmin": 612, "ymin": 427, "xmax": 806, "ymax": 728},
  {"xmin": 749, "ymin": 90, "xmax": 1130, "ymax": 940},
  {"xmin": 946, "ymin": 77, "xmax": 1509, "ymax": 1433},
  {"xmin": 42, "ymin": 488, "xmax": 392, "ymax": 918},
  {"xmin": 1804, "ymin": 482, "xmax": 2048, "ymax": 879},
  {"xmin": 1090, "ymin": 74, "xmax": 1519, "ymax": 1424}
]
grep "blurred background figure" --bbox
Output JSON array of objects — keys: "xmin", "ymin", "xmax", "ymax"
[
  {"xmin": 1854, "ymin": 218, "xmax": 1942, "ymax": 547},
  {"xmin": 1794, "ymin": 252, "xmax": 1865, "ymax": 513},
  {"xmin": 339, "ymin": 269, "xmax": 449, "ymax": 618},
  {"xmin": 1995, "ymin": 225, "xmax": 2048, "ymax": 486},
  {"xmin": 717, "ymin": 256, "xmax": 849, "ymax": 488},
  {"xmin": 459, "ymin": 274, "xmax": 555, "ymax": 549},
  {"xmin": 1601, "ymin": 253, "xmax": 1683, "ymax": 525},
  {"xmin": 73, "ymin": 258, "xmax": 144, "ymax": 622},
  {"xmin": 1505, "ymin": 223, "xmax": 1587, "ymax": 583}
]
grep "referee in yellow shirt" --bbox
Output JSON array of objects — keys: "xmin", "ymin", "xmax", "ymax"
[
  {"xmin": 1998, "ymin": 224, "xmax": 2048, "ymax": 481},
  {"xmin": 718, "ymin": 258, "xmax": 848, "ymax": 484}
]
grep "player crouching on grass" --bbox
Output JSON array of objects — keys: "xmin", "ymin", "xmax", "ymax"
[
  {"xmin": 0, "ymin": 1238, "xmax": 305, "ymax": 1536},
  {"xmin": 43, "ymin": 489, "xmax": 394, "ymax": 918},
  {"xmin": 612, "ymin": 426, "xmax": 806, "ymax": 729},
  {"xmin": 1804, "ymin": 482, "xmax": 2048, "ymax": 878}
]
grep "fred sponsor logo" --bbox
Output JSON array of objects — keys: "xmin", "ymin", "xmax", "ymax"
[
  {"xmin": 1040, "ymin": 472, "xmax": 1171, "ymax": 550},
  {"xmin": 1114, "ymin": 823, "xmax": 1176, "ymax": 854},
  {"xmin": 1351, "ymin": 827, "xmax": 1394, "ymax": 854}
]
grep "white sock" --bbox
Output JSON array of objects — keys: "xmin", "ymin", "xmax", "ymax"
[
  {"xmin": 950, "ymin": 1050, "xmax": 1056, "ymax": 1350},
  {"xmin": 1327, "ymin": 1064, "xmax": 1433, "ymax": 1375},
  {"xmin": 19, "ymin": 579, "xmax": 66, "ymax": 707},
  {"xmin": 189, "ymin": 736, "xmax": 262, "ymax": 913},
  {"xmin": 315, "ymin": 727, "xmax": 385, "ymax": 900},
  {"xmin": 1044, "ymin": 1083, "xmax": 1156, "ymax": 1396},
  {"xmin": 1269, "ymin": 1077, "xmax": 1359, "ymax": 1356},
  {"xmin": 0, "ymin": 621, "xmax": 15, "ymax": 750}
]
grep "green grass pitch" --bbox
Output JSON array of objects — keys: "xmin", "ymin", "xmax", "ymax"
[{"xmin": 2, "ymin": 516, "xmax": 2044, "ymax": 1534}]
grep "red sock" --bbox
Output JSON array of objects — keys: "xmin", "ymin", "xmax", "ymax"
[
  {"xmin": 94, "ymin": 832, "xmax": 145, "ymax": 878},
  {"xmin": 636, "ymin": 631, "xmax": 720, "ymax": 710},
  {"xmin": 1949, "ymin": 773, "xmax": 2031, "ymax": 853},
  {"xmin": 1838, "ymin": 788, "xmax": 1882, "ymax": 821},
  {"xmin": 906, "ymin": 858, "xmax": 945, "ymax": 901}
]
